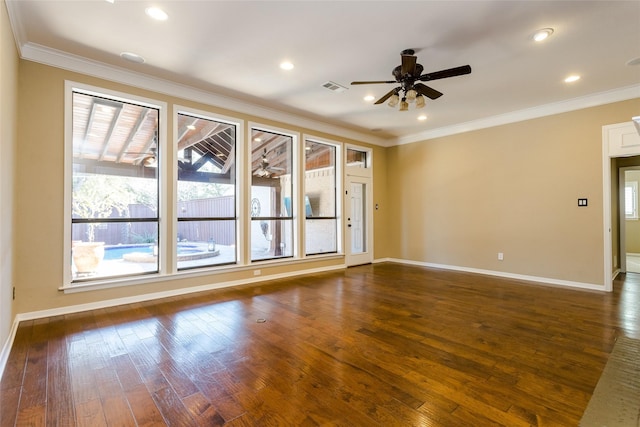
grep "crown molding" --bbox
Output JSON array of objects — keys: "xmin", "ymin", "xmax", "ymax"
[
  {"xmin": 395, "ymin": 84, "xmax": 640, "ymax": 146},
  {"xmin": 15, "ymin": 42, "xmax": 640, "ymax": 149},
  {"xmin": 19, "ymin": 42, "xmax": 390, "ymax": 147}
]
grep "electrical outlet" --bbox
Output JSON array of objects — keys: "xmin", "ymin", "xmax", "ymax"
[
  {"xmin": 254, "ymin": 269, "xmax": 261, "ymax": 276},
  {"xmin": 498, "ymin": 252, "xmax": 504, "ymax": 261}
]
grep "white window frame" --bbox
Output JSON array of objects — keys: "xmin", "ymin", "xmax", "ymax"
[
  {"xmin": 173, "ymin": 106, "xmax": 245, "ymax": 271},
  {"xmin": 63, "ymin": 81, "xmax": 168, "ymax": 288},
  {"xmin": 302, "ymin": 135, "xmax": 342, "ymax": 257},
  {"xmin": 248, "ymin": 123, "xmax": 300, "ymax": 263}
]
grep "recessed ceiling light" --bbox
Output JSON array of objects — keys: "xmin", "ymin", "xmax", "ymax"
[
  {"xmin": 280, "ymin": 61, "xmax": 294, "ymax": 71},
  {"xmin": 120, "ymin": 52, "xmax": 145, "ymax": 63},
  {"xmin": 564, "ymin": 74, "xmax": 581, "ymax": 83},
  {"xmin": 363, "ymin": 95, "xmax": 375, "ymax": 102},
  {"xmin": 418, "ymin": 115, "xmax": 428, "ymax": 121},
  {"xmin": 145, "ymin": 7, "xmax": 168, "ymax": 21},
  {"xmin": 186, "ymin": 125, "xmax": 196, "ymax": 130},
  {"xmin": 532, "ymin": 28, "xmax": 554, "ymax": 42},
  {"xmin": 254, "ymin": 137, "xmax": 262, "ymax": 142}
]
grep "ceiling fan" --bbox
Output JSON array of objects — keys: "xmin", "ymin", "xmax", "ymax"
[
  {"xmin": 253, "ymin": 149, "xmax": 285, "ymax": 178},
  {"xmin": 123, "ymin": 146, "xmax": 157, "ymax": 167},
  {"xmin": 351, "ymin": 49, "xmax": 471, "ymax": 110}
]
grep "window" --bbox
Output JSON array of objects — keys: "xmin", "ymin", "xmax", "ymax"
[
  {"xmin": 251, "ymin": 128, "xmax": 294, "ymax": 261},
  {"xmin": 346, "ymin": 147, "xmax": 369, "ymax": 168},
  {"xmin": 305, "ymin": 140, "xmax": 337, "ymax": 255},
  {"xmin": 70, "ymin": 90, "xmax": 160, "ymax": 282},
  {"xmin": 67, "ymin": 85, "xmax": 344, "ymax": 288},
  {"xmin": 626, "ymin": 181, "xmax": 638, "ymax": 219},
  {"xmin": 176, "ymin": 112, "xmax": 238, "ymax": 269}
]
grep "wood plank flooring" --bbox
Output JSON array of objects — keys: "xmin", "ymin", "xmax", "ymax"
[{"xmin": 1, "ymin": 263, "xmax": 638, "ymax": 426}]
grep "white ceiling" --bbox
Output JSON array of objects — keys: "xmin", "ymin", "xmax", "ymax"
[{"xmin": 6, "ymin": 0, "xmax": 640, "ymax": 145}]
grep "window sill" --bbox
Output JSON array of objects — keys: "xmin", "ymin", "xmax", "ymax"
[{"xmin": 59, "ymin": 253, "xmax": 344, "ymax": 294}]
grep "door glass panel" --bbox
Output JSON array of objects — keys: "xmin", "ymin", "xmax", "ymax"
[{"xmin": 350, "ymin": 182, "xmax": 366, "ymax": 254}]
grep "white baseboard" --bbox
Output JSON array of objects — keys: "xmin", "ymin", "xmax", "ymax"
[
  {"xmin": 0, "ymin": 258, "xmax": 608, "ymax": 377},
  {"xmin": 0, "ymin": 263, "xmax": 345, "ymax": 379},
  {"xmin": 0, "ymin": 317, "xmax": 20, "ymax": 380},
  {"xmin": 384, "ymin": 258, "xmax": 606, "ymax": 291}
]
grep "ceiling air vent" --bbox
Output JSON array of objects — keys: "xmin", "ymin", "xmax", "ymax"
[{"xmin": 322, "ymin": 81, "xmax": 348, "ymax": 93}]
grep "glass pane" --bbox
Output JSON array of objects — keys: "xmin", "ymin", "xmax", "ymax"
[
  {"xmin": 176, "ymin": 220, "xmax": 236, "ymax": 269},
  {"xmin": 72, "ymin": 222, "xmax": 158, "ymax": 279},
  {"xmin": 350, "ymin": 182, "xmax": 366, "ymax": 254},
  {"xmin": 251, "ymin": 219, "xmax": 293, "ymax": 260},
  {"xmin": 346, "ymin": 148, "xmax": 368, "ymax": 168},
  {"xmin": 305, "ymin": 219, "xmax": 337, "ymax": 254},
  {"xmin": 71, "ymin": 91, "xmax": 159, "ymax": 282},
  {"xmin": 305, "ymin": 141, "xmax": 337, "ymax": 255},
  {"xmin": 177, "ymin": 113, "xmax": 237, "ymax": 268},
  {"xmin": 626, "ymin": 186, "xmax": 633, "ymax": 215},
  {"xmin": 251, "ymin": 128, "xmax": 293, "ymax": 261},
  {"xmin": 305, "ymin": 141, "xmax": 336, "ymax": 217}
]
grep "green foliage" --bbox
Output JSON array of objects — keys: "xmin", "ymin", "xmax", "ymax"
[
  {"xmin": 130, "ymin": 230, "xmax": 158, "ymax": 244},
  {"xmin": 72, "ymin": 174, "xmax": 156, "ymax": 241},
  {"xmin": 177, "ymin": 181, "xmax": 232, "ymax": 201}
]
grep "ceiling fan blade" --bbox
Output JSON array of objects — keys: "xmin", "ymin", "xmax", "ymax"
[
  {"xmin": 419, "ymin": 65, "xmax": 472, "ymax": 82},
  {"xmin": 351, "ymin": 80, "xmax": 396, "ymax": 85},
  {"xmin": 414, "ymin": 83, "xmax": 443, "ymax": 100},
  {"xmin": 401, "ymin": 54, "xmax": 417, "ymax": 76},
  {"xmin": 374, "ymin": 88, "xmax": 399, "ymax": 105}
]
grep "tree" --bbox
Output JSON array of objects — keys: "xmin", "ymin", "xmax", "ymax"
[{"xmin": 72, "ymin": 174, "xmax": 135, "ymax": 241}]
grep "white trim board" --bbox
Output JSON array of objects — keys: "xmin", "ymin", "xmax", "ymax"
[
  {"xmin": 20, "ymin": 43, "xmax": 390, "ymax": 148},
  {"xmin": 602, "ymin": 121, "xmax": 640, "ymax": 292},
  {"xmin": 0, "ymin": 318, "xmax": 20, "ymax": 383},
  {"xmin": 0, "ymin": 263, "xmax": 345, "ymax": 379},
  {"xmin": 18, "ymin": 42, "xmax": 640, "ymax": 149},
  {"xmin": 396, "ymin": 85, "xmax": 640, "ymax": 146},
  {"xmin": 382, "ymin": 258, "xmax": 606, "ymax": 292}
]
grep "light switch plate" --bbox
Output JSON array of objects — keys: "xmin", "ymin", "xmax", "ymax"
[{"xmin": 578, "ymin": 198, "xmax": 588, "ymax": 207}]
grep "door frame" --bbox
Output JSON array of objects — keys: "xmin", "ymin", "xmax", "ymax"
[
  {"xmin": 602, "ymin": 120, "xmax": 640, "ymax": 291},
  {"xmin": 344, "ymin": 144, "xmax": 373, "ymax": 267},
  {"xmin": 618, "ymin": 166, "xmax": 640, "ymax": 273}
]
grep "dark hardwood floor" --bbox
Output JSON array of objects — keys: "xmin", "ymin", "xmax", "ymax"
[{"xmin": 1, "ymin": 263, "xmax": 638, "ymax": 426}]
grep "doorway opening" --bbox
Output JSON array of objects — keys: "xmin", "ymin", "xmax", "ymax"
[
  {"xmin": 603, "ymin": 121, "xmax": 640, "ymax": 291},
  {"xmin": 619, "ymin": 164, "xmax": 640, "ymax": 274}
]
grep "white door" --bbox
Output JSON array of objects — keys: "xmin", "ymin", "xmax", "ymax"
[{"xmin": 345, "ymin": 175, "xmax": 372, "ymax": 266}]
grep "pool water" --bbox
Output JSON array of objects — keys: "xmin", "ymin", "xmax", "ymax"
[
  {"xmin": 104, "ymin": 245, "xmax": 153, "ymax": 260},
  {"xmin": 104, "ymin": 244, "xmax": 202, "ymax": 260}
]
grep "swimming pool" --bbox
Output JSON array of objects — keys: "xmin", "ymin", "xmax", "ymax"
[
  {"xmin": 104, "ymin": 244, "xmax": 203, "ymax": 260},
  {"xmin": 104, "ymin": 242, "xmax": 220, "ymax": 263},
  {"xmin": 104, "ymin": 245, "xmax": 153, "ymax": 260}
]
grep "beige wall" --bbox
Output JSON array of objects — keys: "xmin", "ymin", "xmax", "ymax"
[
  {"xmin": 14, "ymin": 60, "xmax": 386, "ymax": 315},
  {"xmin": 387, "ymin": 99, "xmax": 640, "ymax": 286},
  {"xmin": 8, "ymin": 47, "xmax": 638, "ymax": 321},
  {"xmin": 0, "ymin": 0, "xmax": 18, "ymax": 354}
]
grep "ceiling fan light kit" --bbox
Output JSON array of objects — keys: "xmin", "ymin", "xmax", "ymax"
[
  {"xmin": 143, "ymin": 156, "xmax": 157, "ymax": 167},
  {"xmin": 351, "ymin": 49, "xmax": 471, "ymax": 112}
]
